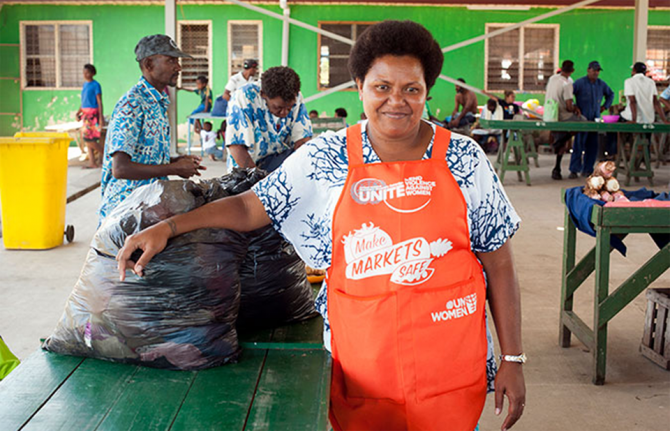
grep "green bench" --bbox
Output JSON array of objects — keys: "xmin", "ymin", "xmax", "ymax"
[{"xmin": 0, "ymin": 316, "xmax": 331, "ymax": 431}]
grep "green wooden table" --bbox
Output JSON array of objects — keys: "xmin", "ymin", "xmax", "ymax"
[
  {"xmin": 0, "ymin": 316, "xmax": 331, "ymax": 431},
  {"xmin": 559, "ymin": 190, "xmax": 670, "ymax": 384},
  {"xmin": 480, "ymin": 119, "xmax": 670, "ymax": 186}
]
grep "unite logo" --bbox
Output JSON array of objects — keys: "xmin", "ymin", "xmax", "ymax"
[
  {"xmin": 430, "ymin": 293, "xmax": 477, "ymax": 323},
  {"xmin": 342, "ymin": 222, "xmax": 453, "ymax": 286},
  {"xmin": 350, "ymin": 176, "xmax": 437, "ymax": 214}
]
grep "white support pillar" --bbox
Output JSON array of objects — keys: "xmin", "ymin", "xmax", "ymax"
[
  {"xmin": 632, "ymin": 0, "xmax": 648, "ymax": 63},
  {"xmin": 165, "ymin": 0, "xmax": 178, "ymax": 154},
  {"xmin": 280, "ymin": 0, "xmax": 290, "ymax": 66}
]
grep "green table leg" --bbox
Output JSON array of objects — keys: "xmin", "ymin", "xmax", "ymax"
[
  {"xmin": 560, "ymin": 205, "xmax": 577, "ymax": 347},
  {"xmin": 498, "ymin": 130, "xmax": 531, "ymax": 185},
  {"xmin": 593, "ymin": 225, "xmax": 611, "ymax": 385},
  {"xmin": 626, "ymin": 135, "xmax": 654, "ymax": 186},
  {"xmin": 523, "ymin": 132, "xmax": 539, "ymax": 167}
]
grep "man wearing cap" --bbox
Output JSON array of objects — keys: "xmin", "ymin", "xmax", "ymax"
[
  {"xmin": 223, "ymin": 59, "xmax": 259, "ymax": 101},
  {"xmin": 225, "ymin": 66, "xmax": 312, "ymax": 173},
  {"xmin": 545, "ymin": 60, "xmax": 582, "ymax": 180},
  {"xmin": 621, "ymin": 62, "xmax": 667, "ymax": 124},
  {"xmin": 568, "ymin": 61, "xmax": 615, "ymax": 178},
  {"xmin": 99, "ymin": 34, "xmax": 205, "ymax": 222}
]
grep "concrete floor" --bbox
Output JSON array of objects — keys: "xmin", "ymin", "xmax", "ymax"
[{"xmin": 1, "ymin": 149, "xmax": 669, "ymax": 430}]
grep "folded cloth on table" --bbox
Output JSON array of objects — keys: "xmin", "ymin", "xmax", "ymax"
[{"xmin": 564, "ymin": 187, "xmax": 670, "ymax": 256}]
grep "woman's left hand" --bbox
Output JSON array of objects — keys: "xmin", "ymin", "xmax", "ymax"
[{"xmin": 494, "ymin": 361, "xmax": 526, "ymax": 430}]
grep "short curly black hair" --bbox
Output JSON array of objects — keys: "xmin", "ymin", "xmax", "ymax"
[
  {"xmin": 261, "ymin": 66, "xmax": 301, "ymax": 102},
  {"xmin": 83, "ymin": 63, "xmax": 97, "ymax": 75},
  {"xmin": 348, "ymin": 21, "xmax": 443, "ymax": 90}
]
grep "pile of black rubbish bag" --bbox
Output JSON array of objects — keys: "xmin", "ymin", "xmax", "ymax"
[{"xmin": 43, "ymin": 169, "xmax": 317, "ymax": 370}]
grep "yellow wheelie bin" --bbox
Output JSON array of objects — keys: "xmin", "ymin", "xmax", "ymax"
[{"xmin": 0, "ymin": 132, "xmax": 74, "ymax": 249}]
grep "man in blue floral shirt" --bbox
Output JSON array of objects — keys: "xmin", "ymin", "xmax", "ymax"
[
  {"xmin": 99, "ymin": 34, "xmax": 205, "ymax": 221},
  {"xmin": 225, "ymin": 66, "xmax": 312, "ymax": 172}
]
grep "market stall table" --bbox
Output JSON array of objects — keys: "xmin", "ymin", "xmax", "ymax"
[
  {"xmin": 0, "ymin": 315, "xmax": 331, "ymax": 431},
  {"xmin": 480, "ymin": 119, "xmax": 670, "ymax": 186},
  {"xmin": 558, "ymin": 190, "xmax": 670, "ymax": 384}
]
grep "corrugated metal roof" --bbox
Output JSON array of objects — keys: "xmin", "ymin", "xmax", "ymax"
[{"xmin": 0, "ymin": 0, "xmax": 667, "ymax": 7}]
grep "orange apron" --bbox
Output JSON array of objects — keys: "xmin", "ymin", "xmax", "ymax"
[{"xmin": 327, "ymin": 124, "xmax": 488, "ymax": 431}]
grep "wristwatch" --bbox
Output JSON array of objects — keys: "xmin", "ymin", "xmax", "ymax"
[{"xmin": 499, "ymin": 353, "xmax": 527, "ymax": 364}]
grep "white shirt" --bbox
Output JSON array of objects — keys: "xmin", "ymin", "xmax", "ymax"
[
  {"xmin": 621, "ymin": 73, "xmax": 657, "ymax": 123},
  {"xmin": 545, "ymin": 73, "xmax": 574, "ymax": 121},
  {"xmin": 475, "ymin": 105, "xmax": 504, "ymax": 135},
  {"xmin": 225, "ymin": 71, "xmax": 256, "ymax": 95},
  {"xmin": 199, "ymin": 130, "xmax": 218, "ymax": 150}
]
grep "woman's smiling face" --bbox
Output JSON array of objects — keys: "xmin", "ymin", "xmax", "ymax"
[{"xmin": 358, "ymin": 55, "xmax": 427, "ymax": 141}]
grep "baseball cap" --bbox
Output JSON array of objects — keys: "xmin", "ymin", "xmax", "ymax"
[
  {"xmin": 632, "ymin": 62, "xmax": 647, "ymax": 74},
  {"xmin": 135, "ymin": 34, "xmax": 193, "ymax": 62},
  {"xmin": 588, "ymin": 61, "xmax": 602, "ymax": 71},
  {"xmin": 244, "ymin": 59, "xmax": 259, "ymax": 69}
]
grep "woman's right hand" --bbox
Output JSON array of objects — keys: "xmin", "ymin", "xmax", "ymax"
[{"xmin": 116, "ymin": 221, "xmax": 173, "ymax": 281}]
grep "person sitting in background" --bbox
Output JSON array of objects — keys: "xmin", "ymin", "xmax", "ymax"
[
  {"xmin": 621, "ymin": 62, "xmax": 667, "ymax": 124},
  {"xmin": 225, "ymin": 66, "xmax": 312, "ymax": 173},
  {"xmin": 499, "ymin": 91, "xmax": 521, "ymax": 120},
  {"xmin": 76, "ymin": 63, "xmax": 104, "ymax": 169},
  {"xmin": 196, "ymin": 121, "xmax": 223, "ymax": 161},
  {"xmin": 448, "ymin": 78, "xmax": 478, "ymax": 130},
  {"xmin": 179, "ymin": 75, "xmax": 213, "ymax": 130},
  {"xmin": 309, "ymin": 109, "xmax": 319, "ymax": 119},
  {"xmin": 223, "ymin": 59, "xmax": 258, "ymax": 101},
  {"xmin": 335, "ymin": 107, "xmax": 349, "ymax": 126},
  {"xmin": 472, "ymin": 99, "xmax": 503, "ymax": 154},
  {"xmin": 569, "ymin": 61, "xmax": 614, "ymax": 178},
  {"xmin": 545, "ymin": 60, "xmax": 582, "ymax": 180}
]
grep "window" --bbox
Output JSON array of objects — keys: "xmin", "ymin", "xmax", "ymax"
[
  {"xmin": 178, "ymin": 21, "xmax": 212, "ymax": 88},
  {"xmin": 318, "ymin": 22, "xmax": 373, "ymax": 89},
  {"xmin": 647, "ymin": 26, "xmax": 670, "ymax": 90},
  {"xmin": 485, "ymin": 24, "xmax": 559, "ymax": 92},
  {"xmin": 228, "ymin": 21, "xmax": 262, "ymax": 78},
  {"xmin": 21, "ymin": 21, "xmax": 92, "ymax": 89}
]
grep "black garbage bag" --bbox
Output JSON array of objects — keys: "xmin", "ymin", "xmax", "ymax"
[
  {"xmin": 237, "ymin": 225, "xmax": 317, "ymax": 329},
  {"xmin": 43, "ymin": 179, "xmax": 248, "ymax": 370},
  {"xmin": 201, "ymin": 169, "xmax": 318, "ymax": 330}
]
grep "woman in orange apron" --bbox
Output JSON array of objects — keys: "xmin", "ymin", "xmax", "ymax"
[{"xmin": 118, "ymin": 20, "xmax": 526, "ymax": 431}]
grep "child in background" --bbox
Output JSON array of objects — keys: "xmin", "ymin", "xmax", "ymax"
[
  {"xmin": 197, "ymin": 121, "xmax": 223, "ymax": 161},
  {"xmin": 179, "ymin": 75, "xmax": 213, "ymax": 129},
  {"xmin": 76, "ymin": 64, "xmax": 104, "ymax": 168}
]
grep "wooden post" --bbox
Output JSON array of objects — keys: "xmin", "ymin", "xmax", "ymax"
[
  {"xmin": 165, "ymin": 0, "xmax": 178, "ymax": 155},
  {"xmin": 632, "ymin": 0, "xmax": 649, "ymax": 63}
]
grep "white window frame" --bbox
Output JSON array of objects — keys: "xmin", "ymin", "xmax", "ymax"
[
  {"xmin": 177, "ymin": 20, "xmax": 213, "ymax": 88},
  {"xmin": 227, "ymin": 20, "xmax": 263, "ymax": 79},
  {"xmin": 484, "ymin": 23, "xmax": 560, "ymax": 93},
  {"xmin": 317, "ymin": 21, "xmax": 375, "ymax": 91},
  {"xmin": 19, "ymin": 20, "xmax": 93, "ymax": 90}
]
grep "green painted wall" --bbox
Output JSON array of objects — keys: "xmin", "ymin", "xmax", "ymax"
[{"xmin": 0, "ymin": 4, "xmax": 668, "ymax": 137}]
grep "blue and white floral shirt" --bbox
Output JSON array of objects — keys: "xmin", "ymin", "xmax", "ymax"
[
  {"xmin": 99, "ymin": 77, "xmax": 171, "ymax": 221},
  {"xmin": 253, "ymin": 121, "xmax": 521, "ymax": 392},
  {"xmin": 225, "ymin": 82, "xmax": 312, "ymax": 172}
]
